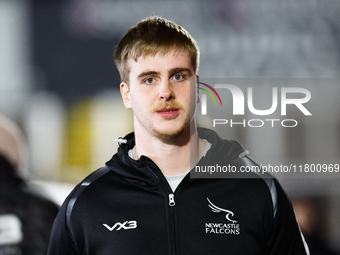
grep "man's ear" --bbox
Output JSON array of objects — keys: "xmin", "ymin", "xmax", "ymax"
[
  {"xmin": 120, "ymin": 82, "xmax": 132, "ymax": 109},
  {"xmin": 196, "ymin": 75, "xmax": 200, "ymax": 103}
]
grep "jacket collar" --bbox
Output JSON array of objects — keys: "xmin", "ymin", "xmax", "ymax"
[{"xmin": 105, "ymin": 128, "xmax": 246, "ymax": 186}]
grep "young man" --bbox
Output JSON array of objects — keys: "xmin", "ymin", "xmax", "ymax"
[{"xmin": 48, "ymin": 17, "xmax": 309, "ymax": 254}]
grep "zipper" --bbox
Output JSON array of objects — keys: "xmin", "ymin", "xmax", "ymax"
[
  {"xmin": 168, "ymin": 193, "xmax": 176, "ymax": 255},
  {"xmin": 169, "ymin": 193, "xmax": 175, "ymax": 206},
  {"xmin": 167, "ymin": 174, "xmax": 192, "ymax": 254},
  {"xmin": 146, "ymin": 165, "xmax": 190, "ymax": 255},
  {"xmin": 145, "ymin": 165, "xmax": 177, "ymax": 254}
]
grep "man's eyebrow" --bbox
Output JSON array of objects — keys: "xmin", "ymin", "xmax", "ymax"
[
  {"xmin": 169, "ymin": 68, "xmax": 192, "ymax": 76},
  {"xmin": 137, "ymin": 68, "xmax": 193, "ymax": 80},
  {"xmin": 137, "ymin": 71, "xmax": 160, "ymax": 79}
]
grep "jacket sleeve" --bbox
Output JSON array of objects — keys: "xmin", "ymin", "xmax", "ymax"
[
  {"xmin": 47, "ymin": 192, "xmax": 79, "ymax": 255},
  {"xmin": 267, "ymin": 178, "xmax": 309, "ymax": 255}
]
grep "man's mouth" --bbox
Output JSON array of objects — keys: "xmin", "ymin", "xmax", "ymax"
[
  {"xmin": 156, "ymin": 107, "xmax": 180, "ymax": 118},
  {"xmin": 157, "ymin": 107, "xmax": 179, "ymax": 113}
]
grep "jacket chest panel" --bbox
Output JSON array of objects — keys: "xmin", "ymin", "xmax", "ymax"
[{"xmin": 72, "ymin": 181, "xmax": 269, "ymax": 255}]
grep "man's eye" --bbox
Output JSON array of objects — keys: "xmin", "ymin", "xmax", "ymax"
[
  {"xmin": 173, "ymin": 74, "xmax": 184, "ymax": 81},
  {"xmin": 145, "ymin": 77, "xmax": 155, "ymax": 84}
]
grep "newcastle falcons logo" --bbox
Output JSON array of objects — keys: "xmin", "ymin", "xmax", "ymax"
[{"xmin": 207, "ymin": 198, "xmax": 237, "ymax": 224}]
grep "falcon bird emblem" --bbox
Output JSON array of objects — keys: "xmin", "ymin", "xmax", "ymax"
[{"xmin": 207, "ymin": 198, "xmax": 237, "ymax": 224}]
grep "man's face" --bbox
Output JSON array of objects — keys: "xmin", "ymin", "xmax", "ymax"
[{"xmin": 120, "ymin": 49, "xmax": 198, "ymax": 140}]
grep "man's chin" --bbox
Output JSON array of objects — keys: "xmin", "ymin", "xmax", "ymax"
[
  {"xmin": 153, "ymin": 130, "xmax": 183, "ymax": 140},
  {"xmin": 152, "ymin": 125, "xmax": 188, "ymax": 141}
]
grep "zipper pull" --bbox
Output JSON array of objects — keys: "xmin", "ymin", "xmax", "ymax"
[{"xmin": 169, "ymin": 193, "xmax": 175, "ymax": 206}]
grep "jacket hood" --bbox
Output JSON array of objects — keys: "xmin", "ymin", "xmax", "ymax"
[
  {"xmin": 197, "ymin": 128, "xmax": 246, "ymax": 163},
  {"xmin": 105, "ymin": 128, "xmax": 247, "ymax": 185},
  {"xmin": 106, "ymin": 132, "xmax": 160, "ymax": 187}
]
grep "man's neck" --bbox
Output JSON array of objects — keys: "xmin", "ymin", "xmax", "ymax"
[{"xmin": 134, "ymin": 124, "xmax": 205, "ymax": 176}]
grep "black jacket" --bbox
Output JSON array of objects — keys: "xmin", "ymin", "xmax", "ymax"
[
  {"xmin": 0, "ymin": 155, "xmax": 59, "ymax": 255},
  {"xmin": 48, "ymin": 128, "xmax": 308, "ymax": 255}
]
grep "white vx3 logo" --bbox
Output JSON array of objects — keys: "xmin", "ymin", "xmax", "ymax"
[{"xmin": 103, "ymin": 221, "xmax": 137, "ymax": 231}]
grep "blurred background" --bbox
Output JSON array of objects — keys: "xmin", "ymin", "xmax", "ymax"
[{"xmin": 0, "ymin": 0, "xmax": 339, "ymax": 253}]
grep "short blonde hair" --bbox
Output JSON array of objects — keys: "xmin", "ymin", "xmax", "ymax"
[{"xmin": 114, "ymin": 16, "xmax": 200, "ymax": 84}]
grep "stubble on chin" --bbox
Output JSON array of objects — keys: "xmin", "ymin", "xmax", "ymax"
[{"xmin": 151, "ymin": 117, "xmax": 190, "ymax": 140}]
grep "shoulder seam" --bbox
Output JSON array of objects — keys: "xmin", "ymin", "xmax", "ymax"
[
  {"xmin": 66, "ymin": 166, "xmax": 110, "ymax": 244},
  {"xmin": 231, "ymin": 156, "xmax": 278, "ymax": 218}
]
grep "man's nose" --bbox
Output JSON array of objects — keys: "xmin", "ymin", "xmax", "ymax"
[{"xmin": 159, "ymin": 81, "xmax": 175, "ymax": 101}]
